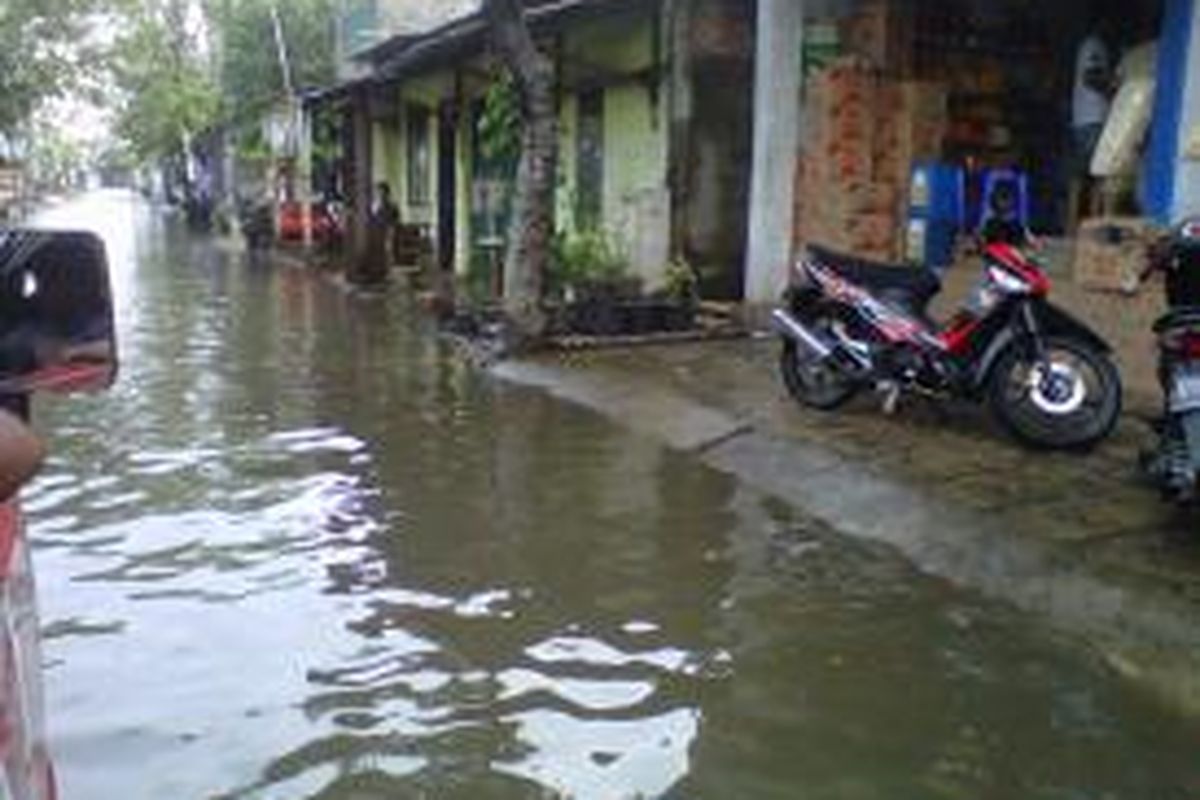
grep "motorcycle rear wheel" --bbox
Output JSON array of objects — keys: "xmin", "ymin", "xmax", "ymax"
[{"xmin": 989, "ymin": 336, "xmax": 1122, "ymax": 451}]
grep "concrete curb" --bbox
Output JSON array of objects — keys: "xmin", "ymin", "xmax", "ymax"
[{"xmin": 492, "ymin": 356, "xmax": 1200, "ymax": 712}]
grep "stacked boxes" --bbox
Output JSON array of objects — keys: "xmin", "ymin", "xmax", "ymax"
[
  {"xmin": 796, "ymin": 58, "xmax": 947, "ymax": 263},
  {"xmin": 875, "ymin": 82, "xmax": 948, "ymax": 188},
  {"xmin": 1073, "ymin": 217, "xmax": 1160, "ymax": 292}
]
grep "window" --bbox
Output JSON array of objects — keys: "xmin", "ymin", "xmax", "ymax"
[
  {"xmin": 575, "ymin": 89, "xmax": 605, "ymax": 230},
  {"xmin": 406, "ymin": 104, "xmax": 431, "ymax": 207}
]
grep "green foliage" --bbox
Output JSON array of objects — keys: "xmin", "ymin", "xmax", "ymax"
[
  {"xmin": 28, "ymin": 127, "xmax": 86, "ymax": 188},
  {"xmin": 310, "ymin": 111, "xmax": 341, "ymax": 165},
  {"xmin": 208, "ymin": 0, "xmax": 335, "ymax": 128},
  {"xmin": 108, "ymin": 0, "xmax": 221, "ymax": 161},
  {"xmin": 105, "ymin": 0, "xmax": 335, "ymax": 165},
  {"xmin": 233, "ymin": 125, "xmax": 271, "ymax": 162},
  {"xmin": 663, "ymin": 258, "xmax": 699, "ymax": 306},
  {"xmin": 464, "ymin": 249, "xmax": 500, "ymax": 308},
  {"xmin": 549, "ymin": 229, "xmax": 639, "ymax": 301},
  {"xmin": 0, "ymin": 0, "xmax": 102, "ymax": 136},
  {"xmin": 478, "ymin": 71, "xmax": 521, "ymax": 167}
]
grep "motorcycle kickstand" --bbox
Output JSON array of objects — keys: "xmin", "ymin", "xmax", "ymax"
[{"xmin": 879, "ymin": 382, "xmax": 902, "ymax": 416}]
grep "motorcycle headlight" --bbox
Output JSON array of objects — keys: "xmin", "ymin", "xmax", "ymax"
[{"xmin": 988, "ymin": 265, "xmax": 1030, "ymax": 294}]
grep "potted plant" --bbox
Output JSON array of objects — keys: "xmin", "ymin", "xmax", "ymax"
[
  {"xmin": 661, "ymin": 258, "xmax": 699, "ymax": 331},
  {"xmin": 550, "ymin": 230, "xmax": 640, "ymax": 336}
]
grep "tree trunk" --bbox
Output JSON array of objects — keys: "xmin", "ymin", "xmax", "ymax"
[{"xmin": 483, "ymin": 0, "xmax": 558, "ymax": 341}]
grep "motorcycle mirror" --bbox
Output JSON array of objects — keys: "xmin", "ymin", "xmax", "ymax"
[{"xmin": 0, "ymin": 229, "xmax": 118, "ymax": 396}]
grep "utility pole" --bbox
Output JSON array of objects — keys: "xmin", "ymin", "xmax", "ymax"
[
  {"xmin": 269, "ymin": 2, "xmax": 297, "ymax": 158},
  {"xmin": 269, "ymin": 2, "xmax": 308, "ymax": 240},
  {"xmin": 269, "ymin": 3, "xmax": 295, "ymax": 100}
]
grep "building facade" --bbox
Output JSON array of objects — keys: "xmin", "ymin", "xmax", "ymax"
[
  {"xmin": 745, "ymin": 0, "xmax": 1200, "ymax": 303},
  {"xmin": 314, "ymin": 0, "xmax": 754, "ymax": 297}
]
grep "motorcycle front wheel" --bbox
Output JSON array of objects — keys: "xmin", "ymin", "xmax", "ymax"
[{"xmin": 988, "ymin": 336, "xmax": 1122, "ymax": 451}]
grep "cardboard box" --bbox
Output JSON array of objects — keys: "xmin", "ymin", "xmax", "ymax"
[
  {"xmin": 1074, "ymin": 217, "xmax": 1160, "ymax": 292},
  {"xmin": 797, "ymin": 62, "xmax": 942, "ymax": 265},
  {"xmin": 838, "ymin": 0, "xmax": 910, "ymax": 73}
]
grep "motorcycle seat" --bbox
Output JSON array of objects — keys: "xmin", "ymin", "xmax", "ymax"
[
  {"xmin": 807, "ymin": 245, "xmax": 942, "ymax": 318},
  {"xmin": 1153, "ymin": 307, "xmax": 1200, "ymax": 335}
]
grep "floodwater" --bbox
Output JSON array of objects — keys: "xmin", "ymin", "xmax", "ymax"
[{"xmin": 19, "ymin": 192, "xmax": 1200, "ymax": 799}]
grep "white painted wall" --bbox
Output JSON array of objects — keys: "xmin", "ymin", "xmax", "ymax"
[
  {"xmin": 744, "ymin": 0, "xmax": 804, "ymax": 303},
  {"xmin": 1173, "ymin": 1, "xmax": 1200, "ymax": 219}
]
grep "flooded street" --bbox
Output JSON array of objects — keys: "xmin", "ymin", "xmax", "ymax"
[{"xmin": 20, "ymin": 192, "xmax": 1200, "ymax": 799}]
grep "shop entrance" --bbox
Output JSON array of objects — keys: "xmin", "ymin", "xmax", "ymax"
[
  {"xmin": 795, "ymin": 0, "xmax": 1170, "ymax": 269},
  {"xmin": 908, "ymin": 0, "xmax": 1165, "ymax": 236}
]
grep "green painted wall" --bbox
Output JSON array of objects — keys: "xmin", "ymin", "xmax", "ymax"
[
  {"xmin": 559, "ymin": 11, "xmax": 671, "ymax": 288},
  {"xmin": 556, "ymin": 94, "xmax": 580, "ymax": 231},
  {"xmin": 365, "ymin": 8, "xmax": 671, "ymax": 284},
  {"xmin": 371, "ymin": 120, "xmax": 403, "ymax": 199},
  {"xmin": 397, "ymin": 76, "xmax": 447, "ymax": 226}
]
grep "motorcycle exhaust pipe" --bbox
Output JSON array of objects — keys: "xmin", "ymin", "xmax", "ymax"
[{"xmin": 771, "ymin": 309, "xmax": 834, "ymax": 360}]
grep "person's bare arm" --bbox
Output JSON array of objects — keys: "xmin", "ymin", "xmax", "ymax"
[{"xmin": 0, "ymin": 411, "xmax": 43, "ymax": 501}]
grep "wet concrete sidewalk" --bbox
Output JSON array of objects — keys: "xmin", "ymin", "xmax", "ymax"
[{"xmin": 495, "ymin": 336, "xmax": 1200, "ymax": 709}]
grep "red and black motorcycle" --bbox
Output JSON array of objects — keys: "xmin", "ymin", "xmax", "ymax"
[{"xmin": 772, "ymin": 242, "xmax": 1123, "ymax": 450}]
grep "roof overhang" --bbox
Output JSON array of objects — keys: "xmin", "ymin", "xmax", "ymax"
[
  {"xmin": 306, "ymin": 0, "xmax": 653, "ymax": 108},
  {"xmin": 371, "ymin": 0, "xmax": 651, "ymax": 83}
]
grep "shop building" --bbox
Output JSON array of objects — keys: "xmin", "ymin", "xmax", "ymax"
[{"xmin": 746, "ymin": 0, "xmax": 1200, "ymax": 303}]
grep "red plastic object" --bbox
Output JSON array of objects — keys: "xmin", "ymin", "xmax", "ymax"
[
  {"xmin": 984, "ymin": 242, "xmax": 1052, "ymax": 296},
  {"xmin": 0, "ymin": 501, "xmax": 57, "ymax": 799},
  {"xmin": 277, "ymin": 202, "xmax": 304, "ymax": 242},
  {"xmin": 939, "ymin": 314, "xmax": 983, "ymax": 356}
]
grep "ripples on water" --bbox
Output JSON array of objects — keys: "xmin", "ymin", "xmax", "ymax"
[{"xmin": 19, "ymin": 194, "xmax": 1200, "ymax": 800}]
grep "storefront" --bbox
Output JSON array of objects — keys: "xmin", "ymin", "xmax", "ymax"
[{"xmin": 744, "ymin": 0, "xmax": 1200, "ymax": 302}]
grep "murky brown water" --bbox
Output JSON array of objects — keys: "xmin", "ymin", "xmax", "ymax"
[{"xmin": 19, "ymin": 193, "xmax": 1200, "ymax": 799}]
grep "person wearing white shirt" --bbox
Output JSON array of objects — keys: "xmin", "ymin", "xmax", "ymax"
[
  {"xmin": 1070, "ymin": 28, "xmax": 1115, "ymax": 224},
  {"xmin": 1074, "ymin": 32, "xmax": 1114, "ymax": 163}
]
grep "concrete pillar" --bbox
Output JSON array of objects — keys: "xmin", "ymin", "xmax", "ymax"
[
  {"xmin": 1172, "ymin": 0, "xmax": 1200, "ymax": 218},
  {"xmin": 665, "ymin": 0, "xmax": 693, "ymax": 260},
  {"xmin": 743, "ymin": 0, "xmax": 803, "ymax": 305}
]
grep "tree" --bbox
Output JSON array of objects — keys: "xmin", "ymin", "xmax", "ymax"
[
  {"xmin": 108, "ymin": 0, "xmax": 220, "ymax": 164},
  {"xmin": 483, "ymin": 0, "xmax": 559, "ymax": 341},
  {"xmin": 107, "ymin": 0, "xmax": 335, "ymax": 167},
  {"xmin": 207, "ymin": 0, "xmax": 335, "ymax": 133},
  {"xmin": 0, "ymin": 0, "xmax": 101, "ymax": 140}
]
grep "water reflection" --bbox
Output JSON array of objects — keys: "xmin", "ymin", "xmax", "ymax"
[{"xmin": 19, "ymin": 193, "xmax": 1200, "ymax": 800}]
